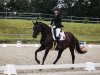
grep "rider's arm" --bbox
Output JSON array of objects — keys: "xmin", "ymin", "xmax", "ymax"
[{"xmin": 50, "ymin": 16, "xmax": 54, "ymax": 26}]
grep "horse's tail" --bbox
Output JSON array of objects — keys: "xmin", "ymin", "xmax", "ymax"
[{"xmin": 75, "ymin": 38, "xmax": 87, "ymax": 54}]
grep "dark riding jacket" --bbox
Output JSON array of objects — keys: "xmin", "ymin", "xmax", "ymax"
[{"xmin": 50, "ymin": 14, "xmax": 63, "ymax": 28}]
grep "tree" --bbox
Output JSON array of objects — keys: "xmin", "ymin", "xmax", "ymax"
[
  {"xmin": 7, "ymin": 0, "xmax": 29, "ymax": 13},
  {"xmin": 70, "ymin": 0, "xmax": 86, "ymax": 17},
  {"xmin": 17, "ymin": 0, "xmax": 29, "ymax": 13},
  {"xmin": 0, "ymin": 0, "xmax": 5, "ymax": 12},
  {"xmin": 2, "ymin": 0, "xmax": 100, "ymax": 17},
  {"xmin": 88, "ymin": 0, "xmax": 100, "ymax": 17},
  {"xmin": 7, "ymin": 0, "xmax": 17, "ymax": 12},
  {"xmin": 29, "ymin": 0, "xmax": 58, "ymax": 14},
  {"xmin": 70, "ymin": 0, "xmax": 100, "ymax": 17}
]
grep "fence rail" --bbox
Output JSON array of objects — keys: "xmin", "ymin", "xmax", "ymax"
[{"xmin": 0, "ymin": 12, "xmax": 100, "ymax": 23}]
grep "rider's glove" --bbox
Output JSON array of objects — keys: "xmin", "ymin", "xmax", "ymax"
[
  {"xmin": 48, "ymin": 25, "xmax": 51, "ymax": 27},
  {"xmin": 52, "ymin": 25, "xmax": 56, "ymax": 28}
]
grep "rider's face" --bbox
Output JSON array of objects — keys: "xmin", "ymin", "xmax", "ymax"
[{"xmin": 54, "ymin": 10, "xmax": 59, "ymax": 15}]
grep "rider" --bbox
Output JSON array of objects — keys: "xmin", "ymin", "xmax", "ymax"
[{"xmin": 50, "ymin": 7, "xmax": 63, "ymax": 47}]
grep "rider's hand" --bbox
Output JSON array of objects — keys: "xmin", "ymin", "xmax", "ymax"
[
  {"xmin": 48, "ymin": 25, "xmax": 51, "ymax": 27},
  {"xmin": 52, "ymin": 25, "xmax": 56, "ymax": 28}
]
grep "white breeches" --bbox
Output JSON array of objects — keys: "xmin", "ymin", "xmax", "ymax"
[{"xmin": 56, "ymin": 28, "xmax": 61, "ymax": 37}]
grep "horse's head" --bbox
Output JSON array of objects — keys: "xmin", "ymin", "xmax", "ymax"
[{"xmin": 32, "ymin": 21, "xmax": 42, "ymax": 38}]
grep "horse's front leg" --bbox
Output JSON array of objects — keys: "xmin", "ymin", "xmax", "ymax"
[
  {"xmin": 42, "ymin": 48, "xmax": 50, "ymax": 65},
  {"xmin": 35, "ymin": 46, "xmax": 45, "ymax": 64},
  {"xmin": 53, "ymin": 50, "xmax": 63, "ymax": 64}
]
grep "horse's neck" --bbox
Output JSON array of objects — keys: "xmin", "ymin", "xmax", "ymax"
[
  {"xmin": 41, "ymin": 26, "xmax": 51, "ymax": 37},
  {"xmin": 40, "ymin": 25, "xmax": 53, "ymax": 44}
]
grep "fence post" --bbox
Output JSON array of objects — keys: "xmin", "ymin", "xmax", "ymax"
[
  {"xmin": 71, "ymin": 16, "xmax": 73, "ymax": 22},
  {"xmin": 20, "ymin": 34, "xmax": 23, "ymax": 43},
  {"xmin": 97, "ymin": 17, "xmax": 99, "ymax": 23}
]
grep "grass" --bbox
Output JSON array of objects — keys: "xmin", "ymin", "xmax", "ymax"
[
  {"xmin": 0, "ymin": 19, "xmax": 100, "ymax": 43},
  {"xmin": 0, "ymin": 19, "xmax": 32, "ymax": 34}
]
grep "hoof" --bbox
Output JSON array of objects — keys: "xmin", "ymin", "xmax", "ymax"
[
  {"xmin": 53, "ymin": 62, "xmax": 56, "ymax": 64},
  {"xmin": 39, "ymin": 69, "xmax": 42, "ymax": 71},
  {"xmin": 37, "ymin": 60, "xmax": 40, "ymax": 64},
  {"xmin": 71, "ymin": 67, "xmax": 74, "ymax": 69}
]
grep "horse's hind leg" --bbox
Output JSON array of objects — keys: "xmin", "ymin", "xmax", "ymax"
[
  {"xmin": 35, "ymin": 46, "xmax": 45, "ymax": 64},
  {"xmin": 53, "ymin": 50, "xmax": 63, "ymax": 64},
  {"xmin": 69, "ymin": 45, "xmax": 75, "ymax": 64}
]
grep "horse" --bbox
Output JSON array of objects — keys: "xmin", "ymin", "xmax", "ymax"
[{"xmin": 32, "ymin": 21, "xmax": 87, "ymax": 65}]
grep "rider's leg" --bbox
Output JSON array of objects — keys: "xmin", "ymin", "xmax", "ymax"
[
  {"xmin": 56, "ymin": 28, "xmax": 61, "ymax": 49},
  {"xmin": 56, "ymin": 28, "xmax": 61, "ymax": 38}
]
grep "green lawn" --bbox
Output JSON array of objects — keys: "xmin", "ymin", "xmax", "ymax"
[{"xmin": 0, "ymin": 19, "xmax": 100, "ymax": 43}]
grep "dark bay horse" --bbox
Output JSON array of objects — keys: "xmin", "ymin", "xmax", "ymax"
[{"xmin": 32, "ymin": 21, "xmax": 87, "ymax": 65}]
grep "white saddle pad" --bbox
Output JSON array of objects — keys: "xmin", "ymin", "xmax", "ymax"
[
  {"xmin": 59, "ymin": 31, "xmax": 66, "ymax": 40},
  {"xmin": 51, "ymin": 28, "xmax": 66, "ymax": 41}
]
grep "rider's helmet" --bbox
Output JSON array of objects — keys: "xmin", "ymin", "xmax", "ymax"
[{"xmin": 53, "ymin": 7, "xmax": 61, "ymax": 12}]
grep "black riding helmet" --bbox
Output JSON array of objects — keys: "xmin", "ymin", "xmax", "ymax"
[{"xmin": 53, "ymin": 7, "xmax": 61, "ymax": 12}]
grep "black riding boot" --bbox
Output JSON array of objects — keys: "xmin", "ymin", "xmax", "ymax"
[{"xmin": 56, "ymin": 37, "xmax": 61, "ymax": 50}]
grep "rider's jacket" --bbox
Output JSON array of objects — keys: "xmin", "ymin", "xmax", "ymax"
[{"xmin": 50, "ymin": 14, "xmax": 63, "ymax": 28}]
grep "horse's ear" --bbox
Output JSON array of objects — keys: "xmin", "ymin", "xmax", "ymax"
[
  {"xmin": 35, "ymin": 21, "xmax": 38, "ymax": 25},
  {"xmin": 32, "ymin": 20, "xmax": 35, "ymax": 24},
  {"xmin": 36, "ymin": 21, "xmax": 38, "ymax": 24}
]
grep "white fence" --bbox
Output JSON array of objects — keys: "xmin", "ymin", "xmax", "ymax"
[{"xmin": 0, "ymin": 62, "xmax": 100, "ymax": 75}]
